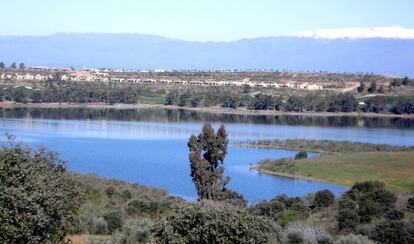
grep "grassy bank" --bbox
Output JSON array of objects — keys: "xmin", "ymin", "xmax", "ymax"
[
  {"xmin": 248, "ymin": 139, "xmax": 414, "ymax": 192},
  {"xmin": 257, "ymin": 151, "xmax": 414, "ymax": 192},
  {"xmin": 242, "ymin": 139, "xmax": 414, "ymax": 153}
]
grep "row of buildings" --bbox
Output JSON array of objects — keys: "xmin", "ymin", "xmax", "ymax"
[
  {"xmin": 1, "ymin": 73, "xmax": 52, "ymax": 81},
  {"xmin": 63, "ymin": 73, "xmax": 324, "ymax": 90},
  {"xmin": 1, "ymin": 71, "xmax": 324, "ymax": 90}
]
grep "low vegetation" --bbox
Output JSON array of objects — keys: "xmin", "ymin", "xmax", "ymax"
[
  {"xmin": 251, "ymin": 139, "xmax": 414, "ymax": 192},
  {"xmin": 243, "ymin": 139, "xmax": 414, "ymax": 153}
]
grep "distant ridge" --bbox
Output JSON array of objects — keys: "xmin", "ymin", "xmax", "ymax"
[
  {"xmin": 285, "ymin": 26, "xmax": 414, "ymax": 39},
  {"xmin": 0, "ymin": 27, "xmax": 413, "ymax": 76}
]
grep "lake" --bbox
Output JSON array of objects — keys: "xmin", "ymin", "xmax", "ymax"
[{"xmin": 1, "ymin": 107, "xmax": 414, "ymax": 203}]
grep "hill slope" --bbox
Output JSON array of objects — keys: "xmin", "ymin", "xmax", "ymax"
[{"xmin": 1, "ymin": 33, "xmax": 413, "ymax": 76}]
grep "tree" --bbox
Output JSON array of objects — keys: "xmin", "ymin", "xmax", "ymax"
[
  {"xmin": 377, "ymin": 85, "xmax": 385, "ymax": 93},
  {"xmin": 391, "ymin": 97, "xmax": 414, "ymax": 114},
  {"xmin": 363, "ymin": 96, "xmax": 387, "ymax": 113},
  {"xmin": 407, "ymin": 197, "xmax": 414, "ymax": 211},
  {"xmin": 337, "ymin": 198, "xmax": 359, "ymax": 230},
  {"xmin": 10, "ymin": 62, "xmax": 17, "ymax": 69},
  {"xmin": 370, "ymin": 221, "xmax": 414, "ymax": 244},
  {"xmin": 402, "ymin": 76, "xmax": 410, "ymax": 86},
  {"xmin": 103, "ymin": 210, "xmax": 123, "ymax": 233},
  {"xmin": 314, "ymin": 189, "xmax": 335, "ymax": 208},
  {"xmin": 294, "ymin": 151, "xmax": 308, "ymax": 160},
  {"xmin": 367, "ymin": 81, "xmax": 377, "ymax": 93},
  {"xmin": 390, "ymin": 79, "xmax": 402, "ymax": 87},
  {"xmin": 284, "ymin": 96, "xmax": 306, "ymax": 112},
  {"xmin": 187, "ymin": 123, "xmax": 230, "ymax": 200},
  {"xmin": 357, "ymin": 81, "xmax": 365, "ymax": 93},
  {"xmin": 0, "ymin": 136, "xmax": 81, "ymax": 243},
  {"xmin": 0, "ymin": 62, "xmax": 5, "ymax": 69},
  {"xmin": 250, "ymin": 93, "xmax": 275, "ymax": 110},
  {"xmin": 340, "ymin": 181, "xmax": 396, "ymax": 224},
  {"xmin": 19, "ymin": 62, "xmax": 25, "ymax": 69}
]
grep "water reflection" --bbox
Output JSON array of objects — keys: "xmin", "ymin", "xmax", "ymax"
[{"xmin": 1, "ymin": 107, "xmax": 414, "ymax": 129}]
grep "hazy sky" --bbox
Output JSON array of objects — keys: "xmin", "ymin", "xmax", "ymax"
[{"xmin": 1, "ymin": 0, "xmax": 414, "ymax": 41}]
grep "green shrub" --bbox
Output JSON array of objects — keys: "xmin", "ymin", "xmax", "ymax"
[
  {"xmin": 249, "ymin": 199, "xmax": 285, "ymax": 219},
  {"xmin": 111, "ymin": 218, "xmax": 154, "ymax": 244},
  {"xmin": 294, "ymin": 151, "xmax": 308, "ymax": 160},
  {"xmin": 277, "ymin": 210, "xmax": 308, "ymax": 227},
  {"xmin": 369, "ymin": 221, "xmax": 414, "ymax": 244},
  {"xmin": 0, "ymin": 140, "xmax": 81, "ymax": 243},
  {"xmin": 318, "ymin": 236, "xmax": 334, "ymax": 244},
  {"xmin": 337, "ymin": 198, "xmax": 359, "ymax": 230},
  {"xmin": 121, "ymin": 189, "xmax": 132, "ymax": 200},
  {"xmin": 125, "ymin": 198, "xmax": 170, "ymax": 218},
  {"xmin": 152, "ymin": 205, "xmax": 281, "ymax": 243},
  {"xmin": 214, "ymin": 188, "xmax": 247, "ymax": 207},
  {"xmin": 283, "ymin": 221, "xmax": 331, "ymax": 244},
  {"xmin": 341, "ymin": 181, "xmax": 396, "ymax": 223},
  {"xmin": 103, "ymin": 210, "xmax": 124, "ymax": 233},
  {"xmin": 314, "ymin": 189, "xmax": 335, "ymax": 208},
  {"xmin": 408, "ymin": 197, "xmax": 414, "ymax": 211},
  {"xmin": 385, "ymin": 209, "xmax": 405, "ymax": 220},
  {"xmin": 287, "ymin": 232, "xmax": 304, "ymax": 244},
  {"xmin": 105, "ymin": 186, "xmax": 117, "ymax": 198},
  {"xmin": 87, "ymin": 217, "xmax": 109, "ymax": 235},
  {"xmin": 334, "ymin": 234, "xmax": 375, "ymax": 244}
]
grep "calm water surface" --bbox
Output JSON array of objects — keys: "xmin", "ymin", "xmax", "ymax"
[{"xmin": 2, "ymin": 108, "xmax": 414, "ymax": 203}]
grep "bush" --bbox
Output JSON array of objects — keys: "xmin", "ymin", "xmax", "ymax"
[
  {"xmin": 318, "ymin": 236, "xmax": 334, "ymax": 244},
  {"xmin": 385, "ymin": 209, "xmax": 405, "ymax": 220},
  {"xmin": 214, "ymin": 189, "xmax": 247, "ymax": 207},
  {"xmin": 294, "ymin": 151, "xmax": 308, "ymax": 160},
  {"xmin": 342, "ymin": 181, "xmax": 396, "ymax": 223},
  {"xmin": 103, "ymin": 210, "xmax": 124, "ymax": 233},
  {"xmin": 121, "ymin": 189, "xmax": 132, "ymax": 200},
  {"xmin": 87, "ymin": 217, "xmax": 109, "ymax": 235},
  {"xmin": 125, "ymin": 198, "xmax": 171, "ymax": 218},
  {"xmin": 152, "ymin": 205, "xmax": 281, "ymax": 243},
  {"xmin": 0, "ymin": 139, "xmax": 81, "ymax": 243},
  {"xmin": 337, "ymin": 198, "xmax": 359, "ymax": 230},
  {"xmin": 314, "ymin": 189, "xmax": 335, "ymax": 208},
  {"xmin": 408, "ymin": 197, "xmax": 414, "ymax": 211},
  {"xmin": 369, "ymin": 220, "xmax": 414, "ymax": 244},
  {"xmin": 287, "ymin": 232, "xmax": 304, "ymax": 244},
  {"xmin": 111, "ymin": 218, "xmax": 154, "ymax": 244},
  {"xmin": 282, "ymin": 222, "xmax": 331, "ymax": 244},
  {"xmin": 277, "ymin": 210, "xmax": 308, "ymax": 227},
  {"xmin": 105, "ymin": 186, "xmax": 117, "ymax": 198},
  {"xmin": 249, "ymin": 199, "xmax": 285, "ymax": 219},
  {"xmin": 334, "ymin": 234, "xmax": 375, "ymax": 244}
]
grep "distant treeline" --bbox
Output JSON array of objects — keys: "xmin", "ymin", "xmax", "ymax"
[
  {"xmin": 1, "ymin": 81, "xmax": 142, "ymax": 104},
  {"xmin": 1, "ymin": 80, "xmax": 413, "ymax": 114},
  {"xmin": 166, "ymin": 88, "xmax": 358, "ymax": 112},
  {"xmin": 166, "ymin": 89, "xmax": 414, "ymax": 115}
]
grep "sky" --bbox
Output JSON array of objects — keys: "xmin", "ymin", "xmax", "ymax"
[{"xmin": 1, "ymin": 0, "xmax": 414, "ymax": 41}]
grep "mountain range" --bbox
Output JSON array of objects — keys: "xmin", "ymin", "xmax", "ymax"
[{"xmin": 0, "ymin": 27, "xmax": 413, "ymax": 76}]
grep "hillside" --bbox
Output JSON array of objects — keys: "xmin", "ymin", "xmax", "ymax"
[{"xmin": 1, "ymin": 33, "xmax": 414, "ymax": 76}]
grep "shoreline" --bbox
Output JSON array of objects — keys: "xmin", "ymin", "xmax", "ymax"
[
  {"xmin": 250, "ymin": 165, "xmax": 347, "ymax": 186},
  {"xmin": 3, "ymin": 102, "xmax": 414, "ymax": 119}
]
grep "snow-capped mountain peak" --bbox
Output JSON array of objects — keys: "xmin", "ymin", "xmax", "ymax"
[{"xmin": 285, "ymin": 26, "xmax": 414, "ymax": 39}]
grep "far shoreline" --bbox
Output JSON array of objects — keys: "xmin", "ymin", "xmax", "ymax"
[
  {"xmin": 250, "ymin": 165, "xmax": 347, "ymax": 187},
  {"xmin": 2, "ymin": 102, "xmax": 414, "ymax": 119}
]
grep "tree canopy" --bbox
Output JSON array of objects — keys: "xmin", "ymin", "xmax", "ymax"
[
  {"xmin": 0, "ymin": 135, "xmax": 81, "ymax": 243},
  {"xmin": 188, "ymin": 123, "xmax": 230, "ymax": 200}
]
